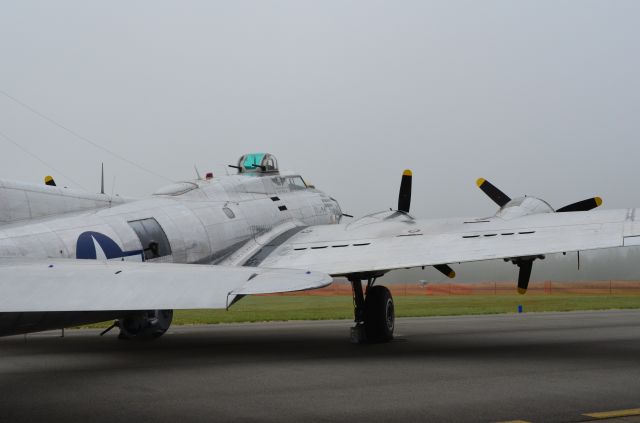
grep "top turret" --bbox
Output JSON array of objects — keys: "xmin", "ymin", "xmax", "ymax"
[{"xmin": 237, "ymin": 153, "xmax": 279, "ymax": 174}]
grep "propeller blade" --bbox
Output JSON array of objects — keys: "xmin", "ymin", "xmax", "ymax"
[
  {"xmin": 434, "ymin": 264, "xmax": 456, "ymax": 279},
  {"xmin": 44, "ymin": 176, "xmax": 56, "ymax": 187},
  {"xmin": 476, "ymin": 178, "xmax": 511, "ymax": 207},
  {"xmin": 556, "ymin": 197, "xmax": 602, "ymax": 213},
  {"xmin": 398, "ymin": 169, "xmax": 412, "ymax": 213},
  {"xmin": 516, "ymin": 260, "xmax": 533, "ymax": 295}
]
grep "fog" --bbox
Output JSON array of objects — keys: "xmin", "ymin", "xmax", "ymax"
[{"xmin": 1, "ymin": 1, "xmax": 639, "ymax": 283}]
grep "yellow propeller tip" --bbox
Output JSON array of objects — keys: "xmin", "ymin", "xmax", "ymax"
[
  {"xmin": 476, "ymin": 178, "xmax": 486, "ymax": 188},
  {"xmin": 403, "ymin": 169, "xmax": 412, "ymax": 177},
  {"xmin": 517, "ymin": 287, "xmax": 527, "ymax": 295},
  {"xmin": 595, "ymin": 197, "xmax": 603, "ymax": 207},
  {"xmin": 448, "ymin": 271, "xmax": 456, "ymax": 279},
  {"xmin": 44, "ymin": 176, "xmax": 53, "ymax": 183}
]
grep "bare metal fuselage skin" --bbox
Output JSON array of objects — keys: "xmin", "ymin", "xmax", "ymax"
[{"xmin": 0, "ymin": 172, "xmax": 342, "ymax": 335}]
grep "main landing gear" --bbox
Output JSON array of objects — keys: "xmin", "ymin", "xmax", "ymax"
[
  {"xmin": 100, "ymin": 310, "xmax": 173, "ymax": 340},
  {"xmin": 349, "ymin": 276, "xmax": 394, "ymax": 343}
]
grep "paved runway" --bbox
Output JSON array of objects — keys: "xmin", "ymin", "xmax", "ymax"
[{"xmin": 2, "ymin": 311, "xmax": 640, "ymax": 422}]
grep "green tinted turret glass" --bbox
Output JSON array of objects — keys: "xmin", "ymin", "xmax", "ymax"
[{"xmin": 242, "ymin": 153, "xmax": 266, "ymax": 170}]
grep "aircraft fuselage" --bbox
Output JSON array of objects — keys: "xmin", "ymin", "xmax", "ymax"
[{"xmin": 0, "ymin": 172, "xmax": 342, "ymax": 336}]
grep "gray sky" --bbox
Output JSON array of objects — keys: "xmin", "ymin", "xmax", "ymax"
[{"xmin": 1, "ymin": 0, "xmax": 639, "ymax": 219}]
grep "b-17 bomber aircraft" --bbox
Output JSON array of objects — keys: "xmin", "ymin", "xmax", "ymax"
[{"xmin": 0, "ymin": 153, "xmax": 638, "ymax": 343}]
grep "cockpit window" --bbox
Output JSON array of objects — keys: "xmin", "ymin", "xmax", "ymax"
[
  {"xmin": 287, "ymin": 176, "xmax": 307, "ymax": 190},
  {"xmin": 269, "ymin": 175, "xmax": 307, "ymax": 193}
]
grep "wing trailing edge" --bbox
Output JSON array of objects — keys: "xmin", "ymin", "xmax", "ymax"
[{"xmin": 0, "ymin": 259, "xmax": 332, "ymax": 312}]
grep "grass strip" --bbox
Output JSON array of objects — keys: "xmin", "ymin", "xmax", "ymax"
[{"xmin": 80, "ymin": 294, "xmax": 640, "ymax": 328}]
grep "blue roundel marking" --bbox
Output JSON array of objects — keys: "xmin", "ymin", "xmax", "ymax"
[{"xmin": 76, "ymin": 231, "xmax": 143, "ymax": 261}]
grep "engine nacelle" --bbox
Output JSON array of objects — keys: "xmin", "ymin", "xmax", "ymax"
[
  {"xmin": 495, "ymin": 196, "xmax": 554, "ymax": 220},
  {"xmin": 118, "ymin": 310, "xmax": 173, "ymax": 340}
]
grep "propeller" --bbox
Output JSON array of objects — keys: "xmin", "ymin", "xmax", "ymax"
[
  {"xmin": 515, "ymin": 259, "xmax": 533, "ymax": 295},
  {"xmin": 475, "ymin": 178, "xmax": 603, "ymax": 212},
  {"xmin": 475, "ymin": 177, "xmax": 600, "ymax": 294},
  {"xmin": 434, "ymin": 264, "xmax": 456, "ymax": 279},
  {"xmin": 44, "ymin": 175, "xmax": 56, "ymax": 187},
  {"xmin": 476, "ymin": 178, "xmax": 510, "ymax": 207},
  {"xmin": 398, "ymin": 170, "xmax": 412, "ymax": 213},
  {"xmin": 556, "ymin": 197, "xmax": 602, "ymax": 213},
  {"xmin": 508, "ymin": 255, "xmax": 544, "ymax": 295},
  {"xmin": 395, "ymin": 169, "xmax": 456, "ymax": 279}
]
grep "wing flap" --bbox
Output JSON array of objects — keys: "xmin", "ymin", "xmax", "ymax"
[
  {"xmin": 0, "ymin": 259, "xmax": 331, "ymax": 312},
  {"xmin": 230, "ymin": 270, "xmax": 328, "ymax": 295}
]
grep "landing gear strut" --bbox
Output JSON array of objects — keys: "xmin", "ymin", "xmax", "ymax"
[{"xmin": 349, "ymin": 276, "xmax": 394, "ymax": 343}]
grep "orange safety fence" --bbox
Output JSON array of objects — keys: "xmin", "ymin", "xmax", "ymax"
[{"xmin": 272, "ymin": 280, "xmax": 640, "ymax": 296}]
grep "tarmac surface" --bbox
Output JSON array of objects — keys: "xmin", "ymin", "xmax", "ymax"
[{"xmin": 2, "ymin": 310, "xmax": 640, "ymax": 423}]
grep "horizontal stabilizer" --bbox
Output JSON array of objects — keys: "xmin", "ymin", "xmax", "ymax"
[{"xmin": 0, "ymin": 179, "xmax": 126, "ymax": 225}]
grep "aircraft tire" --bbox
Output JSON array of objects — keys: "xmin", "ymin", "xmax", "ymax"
[
  {"xmin": 364, "ymin": 285, "xmax": 394, "ymax": 343},
  {"xmin": 118, "ymin": 309, "xmax": 173, "ymax": 340}
]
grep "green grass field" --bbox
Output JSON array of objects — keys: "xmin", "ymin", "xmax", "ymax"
[
  {"xmin": 169, "ymin": 294, "xmax": 640, "ymax": 325},
  {"xmin": 81, "ymin": 294, "xmax": 640, "ymax": 328}
]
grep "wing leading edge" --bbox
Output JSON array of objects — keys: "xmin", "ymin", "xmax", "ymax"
[{"xmin": 252, "ymin": 209, "xmax": 637, "ymax": 276}]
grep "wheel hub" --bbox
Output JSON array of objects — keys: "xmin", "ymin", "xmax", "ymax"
[{"xmin": 385, "ymin": 298, "xmax": 395, "ymax": 331}]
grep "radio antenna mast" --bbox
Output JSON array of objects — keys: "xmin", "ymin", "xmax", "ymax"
[{"xmin": 100, "ymin": 163, "xmax": 105, "ymax": 194}]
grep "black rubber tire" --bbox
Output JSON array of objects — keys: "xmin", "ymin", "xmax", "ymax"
[
  {"xmin": 118, "ymin": 310, "xmax": 173, "ymax": 340},
  {"xmin": 363, "ymin": 286, "xmax": 394, "ymax": 343}
]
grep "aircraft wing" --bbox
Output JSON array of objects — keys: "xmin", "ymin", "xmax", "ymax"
[
  {"xmin": 252, "ymin": 209, "xmax": 638, "ymax": 276},
  {"xmin": 0, "ymin": 259, "xmax": 331, "ymax": 312}
]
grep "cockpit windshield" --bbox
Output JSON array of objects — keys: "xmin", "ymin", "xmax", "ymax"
[{"xmin": 287, "ymin": 176, "xmax": 307, "ymax": 190}]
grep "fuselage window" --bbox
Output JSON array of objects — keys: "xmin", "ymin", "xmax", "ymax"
[
  {"xmin": 223, "ymin": 207, "xmax": 236, "ymax": 219},
  {"xmin": 128, "ymin": 218, "xmax": 172, "ymax": 260}
]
